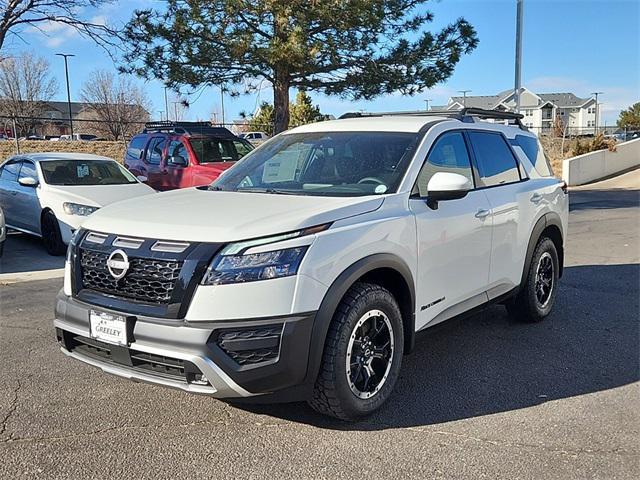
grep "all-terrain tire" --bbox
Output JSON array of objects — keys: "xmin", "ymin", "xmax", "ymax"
[
  {"xmin": 506, "ymin": 237, "xmax": 559, "ymax": 323},
  {"xmin": 308, "ymin": 282, "xmax": 404, "ymax": 421}
]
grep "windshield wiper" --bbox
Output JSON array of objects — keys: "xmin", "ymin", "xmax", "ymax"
[{"xmin": 236, "ymin": 187, "xmax": 298, "ymax": 195}]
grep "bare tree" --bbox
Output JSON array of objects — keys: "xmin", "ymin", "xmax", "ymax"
[
  {"xmin": 80, "ymin": 70, "xmax": 150, "ymax": 140},
  {"xmin": 0, "ymin": 52, "xmax": 57, "ymax": 135},
  {"xmin": 0, "ymin": 0, "xmax": 120, "ymax": 53}
]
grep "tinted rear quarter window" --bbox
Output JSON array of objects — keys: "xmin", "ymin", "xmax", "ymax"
[
  {"xmin": 513, "ymin": 134, "xmax": 554, "ymax": 177},
  {"xmin": 127, "ymin": 136, "xmax": 147, "ymax": 159},
  {"xmin": 469, "ymin": 132, "xmax": 521, "ymax": 187}
]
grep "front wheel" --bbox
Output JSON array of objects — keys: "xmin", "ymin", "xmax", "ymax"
[
  {"xmin": 41, "ymin": 210, "xmax": 66, "ymax": 256},
  {"xmin": 309, "ymin": 282, "xmax": 404, "ymax": 421},
  {"xmin": 507, "ymin": 237, "xmax": 559, "ymax": 322}
]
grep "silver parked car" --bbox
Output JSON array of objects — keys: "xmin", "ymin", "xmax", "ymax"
[{"xmin": 0, "ymin": 153, "xmax": 155, "ymax": 255}]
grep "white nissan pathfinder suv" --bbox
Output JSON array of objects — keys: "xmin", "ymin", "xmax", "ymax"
[{"xmin": 54, "ymin": 109, "xmax": 568, "ymax": 420}]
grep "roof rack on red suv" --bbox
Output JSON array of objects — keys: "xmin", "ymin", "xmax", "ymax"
[{"xmin": 142, "ymin": 121, "xmax": 237, "ymax": 137}]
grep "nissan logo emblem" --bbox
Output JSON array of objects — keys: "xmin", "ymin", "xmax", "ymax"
[{"xmin": 106, "ymin": 249, "xmax": 130, "ymax": 280}]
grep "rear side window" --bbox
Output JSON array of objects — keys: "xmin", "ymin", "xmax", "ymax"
[
  {"xmin": 468, "ymin": 132, "xmax": 521, "ymax": 187},
  {"xmin": 127, "ymin": 136, "xmax": 147, "ymax": 159},
  {"xmin": 513, "ymin": 134, "xmax": 554, "ymax": 177},
  {"xmin": 416, "ymin": 132, "xmax": 474, "ymax": 196}
]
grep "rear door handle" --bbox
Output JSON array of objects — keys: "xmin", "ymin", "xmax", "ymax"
[
  {"xmin": 530, "ymin": 193, "xmax": 543, "ymax": 204},
  {"xmin": 475, "ymin": 209, "xmax": 491, "ymax": 219}
]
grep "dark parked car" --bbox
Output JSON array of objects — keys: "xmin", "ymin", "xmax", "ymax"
[{"xmin": 124, "ymin": 122, "xmax": 254, "ymax": 191}]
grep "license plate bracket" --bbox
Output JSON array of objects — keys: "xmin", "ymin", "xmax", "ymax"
[{"xmin": 89, "ymin": 310, "xmax": 129, "ymax": 346}]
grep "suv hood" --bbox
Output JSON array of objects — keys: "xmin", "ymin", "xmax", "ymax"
[{"xmin": 81, "ymin": 188, "xmax": 384, "ymax": 243}]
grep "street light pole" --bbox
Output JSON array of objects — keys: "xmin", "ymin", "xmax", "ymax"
[
  {"xmin": 164, "ymin": 87, "xmax": 169, "ymax": 121},
  {"xmin": 56, "ymin": 53, "xmax": 75, "ymax": 138},
  {"xmin": 514, "ymin": 0, "xmax": 524, "ymax": 113},
  {"xmin": 591, "ymin": 91, "xmax": 603, "ymax": 135},
  {"xmin": 424, "ymin": 98, "xmax": 433, "ymax": 111},
  {"xmin": 458, "ymin": 90, "xmax": 471, "ymax": 108}
]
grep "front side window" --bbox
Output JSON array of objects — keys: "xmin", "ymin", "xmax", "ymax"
[
  {"xmin": 213, "ymin": 131, "xmax": 418, "ymax": 196},
  {"xmin": 468, "ymin": 132, "xmax": 521, "ymax": 187},
  {"xmin": 415, "ymin": 132, "xmax": 473, "ymax": 197},
  {"xmin": 167, "ymin": 140, "xmax": 189, "ymax": 166},
  {"xmin": 40, "ymin": 160, "xmax": 138, "ymax": 186},
  {"xmin": 18, "ymin": 161, "xmax": 37, "ymax": 181},
  {"xmin": 0, "ymin": 161, "xmax": 21, "ymax": 182}
]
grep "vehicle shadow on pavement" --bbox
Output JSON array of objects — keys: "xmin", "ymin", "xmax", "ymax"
[
  {"xmin": 0, "ymin": 232, "xmax": 64, "ymax": 274},
  {"xmin": 569, "ymin": 188, "xmax": 640, "ymax": 211},
  {"xmin": 237, "ymin": 263, "xmax": 640, "ymax": 430}
]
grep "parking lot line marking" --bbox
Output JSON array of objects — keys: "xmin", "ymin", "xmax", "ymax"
[{"xmin": 0, "ymin": 268, "xmax": 65, "ymax": 285}]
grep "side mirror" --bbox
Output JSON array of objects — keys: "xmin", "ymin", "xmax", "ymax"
[
  {"xmin": 425, "ymin": 172, "xmax": 472, "ymax": 210},
  {"xmin": 168, "ymin": 155, "xmax": 188, "ymax": 167},
  {"xmin": 18, "ymin": 176, "xmax": 39, "ymax": 187}
]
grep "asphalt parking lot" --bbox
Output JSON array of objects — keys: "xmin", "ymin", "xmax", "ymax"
[{"xmin": 0, "ymin": 170, "xmax": 638, "ymax": 479}]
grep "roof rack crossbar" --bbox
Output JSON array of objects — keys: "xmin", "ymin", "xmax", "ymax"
[{"xmin": 339, "ymin": 107, "xmax": 527, "ymax": 130}]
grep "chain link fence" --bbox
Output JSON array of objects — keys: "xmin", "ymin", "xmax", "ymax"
[{"xmin": 0, "ymin": 115, "xmax": 275, "ymax": 160}]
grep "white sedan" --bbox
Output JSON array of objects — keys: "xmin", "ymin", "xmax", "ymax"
[{"xmin": 0, "ymin": 153, "xmax": 155, "ymax": 255}]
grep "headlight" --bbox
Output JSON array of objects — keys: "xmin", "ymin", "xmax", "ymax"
[
  {"xmin": 63, "ymin": 202, "xmax": 99, "ymax": 216},
  {"xmin": 202, "ymin": 247, "xmax": 308, "ymax": 285}
]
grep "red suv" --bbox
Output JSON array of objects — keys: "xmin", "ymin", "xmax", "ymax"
[{"xmin": 124, "ymin": 122, "xmax": 254, "ymax": 190}]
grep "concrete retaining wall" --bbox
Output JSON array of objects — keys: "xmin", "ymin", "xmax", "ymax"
[{"xmin": 563, "ymin": 138, "xmax": 640, "ymax": 186}]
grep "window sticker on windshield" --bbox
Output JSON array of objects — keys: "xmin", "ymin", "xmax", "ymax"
[
  {"xmin": 262, "ymin": 154, "xmax": 297, "ymax": 183},
  {"xmin": 77, "ymin": 164, "xmax": 90, "ymax": 178}
]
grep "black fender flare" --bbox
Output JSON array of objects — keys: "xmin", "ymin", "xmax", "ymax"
[
  {"xmin": 305, "ymin": 253, "xmax": 416, "ymax": 385},
  {"xmin": 520, "ymin": 212, "xmax": 564, "ymax": 288}
]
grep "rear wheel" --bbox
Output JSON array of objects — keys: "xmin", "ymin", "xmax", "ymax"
[
  {"xmin": 507, "ymin": 237, "xmax": 559, "ymax": 322},
  {"xmin": 309, "ymin": 282, "xmax": 404, "ymax": 421},
  {"xmin": 41, "ymin": 210, "xmax": 66, "ymax": 256}
]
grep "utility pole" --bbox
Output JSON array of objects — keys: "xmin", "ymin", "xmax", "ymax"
[
  {"xmin": 172, "ymin": 101, "xmax": 180, "ymax": 121},
  {"xmin": 220, "ymin": 84, "xmax": 226, "ymax": 125},
  {"xmin": 56, "ymin": 53, "xmax": 75, "ymax": 138},
  {"xmin": 164, "ymin": 87, "xmax": 169, "ymax": 121},
  {"xmin": 514, "ymin": 0, "xmax": 524, "ymax": 113},
  {"xmin": 591, "ymin": 92, "xmax": 603, "ymax": 135},
  {"xmin": 424, "ymin": 98, "xmax": 433, "ymax": 111},
  {"xmin": 458, "ymin": 90, "xmax": 471, "ymax": 108}
]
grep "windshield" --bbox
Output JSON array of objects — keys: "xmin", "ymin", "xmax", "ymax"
[
  {"xmin": 212, "ymin": 131, "xmax": 418, "ymax": 196},
  {"xmin": 40, "ymin": 160, "xmax": 138, "ymax": 186},
  {"xmin": 190, "ymin": 138, "xmax": 253, "ymax": 163}
]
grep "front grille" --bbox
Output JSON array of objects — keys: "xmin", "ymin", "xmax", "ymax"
[
  {"xmin": 80, "ymin": 249, "xmax": 182, "ymax": 304},
  {"xmin": 217, "ymin": 325, "xmax": 282, "ymax": 366},
  {"xmin": 62, "ymin": 333, "xmax": 201, "ymax": 383}
]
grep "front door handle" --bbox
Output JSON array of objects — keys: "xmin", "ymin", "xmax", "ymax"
[
  {"xmin": 475, "ymin": 209, "xmax": 491, "ymax": 219},
  {"xmin": 530, "ymin": 193, "xmax": 543, "ymax": 204}
]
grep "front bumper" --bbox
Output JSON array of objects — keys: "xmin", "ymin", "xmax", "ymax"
[{"xmin": 54, "ymin": 291, "xmax": 316, "ymax": 399}]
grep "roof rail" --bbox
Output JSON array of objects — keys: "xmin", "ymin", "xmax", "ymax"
[
  {"xmin": 143, "ymin": 121, "xmax": 235, "ymax": 137},
  {"xmin": 339, "ymin": 107, "xmax": 527, "ymax": 130}
]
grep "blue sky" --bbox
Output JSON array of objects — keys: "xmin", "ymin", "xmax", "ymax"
[{"xmin": 2, "ymin": 0, "xmax": 638, "ymax": 124}]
